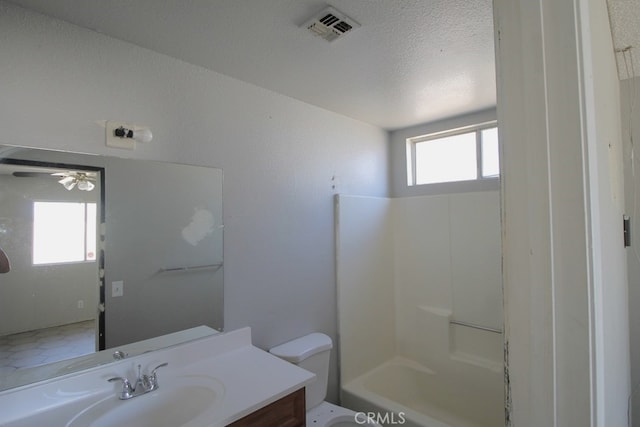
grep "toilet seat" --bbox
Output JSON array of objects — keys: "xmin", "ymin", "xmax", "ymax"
[
  {"xmin": 326, "ymin": 415, "xmax": 376, "ymax": 427},
  {"xmin": 307, "ymin": 401, "xmax": 381, "ymax": 427}
]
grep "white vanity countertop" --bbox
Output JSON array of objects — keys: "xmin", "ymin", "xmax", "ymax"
[
  {"xmin": 0, "ymin": 327, "xmax": 315, "ymax": 427},
  {"xmin": 200, "ymin": 344, "xmax": 311, "ymax": 425},
  {"xmin": 185, "ymin": 329, "xmax": 316, "ymax": 426}
]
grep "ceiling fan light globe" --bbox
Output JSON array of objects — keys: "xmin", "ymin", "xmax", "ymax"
[
  {"xmin": 78, "ymin": 180, "xmax": 95, "ymax": 191},
  {"xmin": 58, "ymin": 176, "xmax": 74, "ymax": 186}
]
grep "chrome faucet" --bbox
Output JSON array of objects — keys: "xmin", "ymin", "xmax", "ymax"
[{"xmin": 108, "ymin": 362, "xmax": 168, "ymax": 400}]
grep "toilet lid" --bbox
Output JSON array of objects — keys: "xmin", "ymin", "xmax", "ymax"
[{"xmin": 269, "ymin": 333, "xmax": 332, "ymax": 363}]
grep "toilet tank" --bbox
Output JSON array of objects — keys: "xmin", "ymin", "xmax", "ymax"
[{"xmin": 269, "ymin": 333, "xmax": 333, "ymax": 410}]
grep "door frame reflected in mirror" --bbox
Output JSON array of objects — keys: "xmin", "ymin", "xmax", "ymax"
[{"xmin": 0, "ymin": 157, "xmax": 106, "ymax": 355}]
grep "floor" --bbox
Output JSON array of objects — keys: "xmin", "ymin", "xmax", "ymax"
[{"xmin": 0, "ymin": 320, "xmax": 95, "ymax": 378}]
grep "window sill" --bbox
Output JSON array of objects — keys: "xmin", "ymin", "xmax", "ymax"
[{"xmin": 402, "ymin": 177, "xmax": 500, "ymax": 197}]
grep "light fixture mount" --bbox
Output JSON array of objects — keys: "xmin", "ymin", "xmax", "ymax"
[
  {"xmin": 114, "ymin": 126, "xmax": 134, "ymax": 138},
  {"xmin": 105, "ymin": 121, "xmax": 152, "ymax": 149}
]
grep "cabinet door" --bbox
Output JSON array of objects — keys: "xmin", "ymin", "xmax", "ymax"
[{"xmin": 228, "ymin": 388, "xmax": 305, "ymax": 427}]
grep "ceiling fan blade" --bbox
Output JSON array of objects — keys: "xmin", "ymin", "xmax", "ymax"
[{"xmin": 12, "ymin": 171, "xmax": 56, "ymax": 178}]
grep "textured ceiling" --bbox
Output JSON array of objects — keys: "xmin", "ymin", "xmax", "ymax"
[
  {"xmin": 5, "ymin": 0, "xmax": 497, "ymax": 130},
  {"xmin": 608, "ymin": 0, "xmax": 640, "ymax": 80},
  {"xmin": 5, "ymin": 1, "xmax": 638, "ymax": 129}
]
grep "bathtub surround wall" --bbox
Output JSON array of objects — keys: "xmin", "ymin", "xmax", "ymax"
[
  {"xmin": 336, "ymin": 191, "xmax": 503, "ymax": 426},
  {"xmin": 335, "ymin": 191, "xmax": 503, "ymax": 369},
  {"xmin": 393, "ymin": 192, "xmax": 502, "ymax": 372},
  {"xmin": 335, "ymin": 196, "xmax": 395, "ymax": 383},
  {"xmin": 0, "ymin": 2, "xmax": 389, "ymax": 401}
]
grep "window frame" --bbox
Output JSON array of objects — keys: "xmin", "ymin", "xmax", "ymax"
[{"xmin": 406, "ymin": 121, "xmax": 499, "ymax": 187}]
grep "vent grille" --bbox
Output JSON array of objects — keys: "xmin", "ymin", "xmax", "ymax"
[{"xmin": 303, "ymin": 6, "xmax": 360, "ymax": 42}]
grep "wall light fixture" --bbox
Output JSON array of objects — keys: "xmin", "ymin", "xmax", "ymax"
[{"xmin": 105, "ymin": 121, "xmax": 152, "ymax": 150}]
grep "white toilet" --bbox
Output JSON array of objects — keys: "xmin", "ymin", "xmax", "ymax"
[{"xmin": 269, "ymin": 333, "xmax": 381, "ymax": 427}]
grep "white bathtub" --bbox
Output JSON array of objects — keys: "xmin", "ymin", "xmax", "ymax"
[{"xmin": 341, "ymin": 357, "xmax": 504, "ymax": 427}]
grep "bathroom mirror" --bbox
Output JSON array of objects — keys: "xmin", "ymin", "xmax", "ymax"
[{"xmin": 0, "ymin": 145, "xmax": 223, "ymax": 391}]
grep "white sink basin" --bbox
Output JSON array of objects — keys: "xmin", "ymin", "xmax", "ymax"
[{"xmin": 67, "ymin": 375, "xmax": 225, "ymax": 427}]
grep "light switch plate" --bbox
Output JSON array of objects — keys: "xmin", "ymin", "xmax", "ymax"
[{"xmin": 112, "ymin": 281, "xmax": 124, "ymax": 297}]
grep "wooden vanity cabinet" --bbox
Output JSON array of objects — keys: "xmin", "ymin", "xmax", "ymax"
[{"xmin": 228, "ymin": 388, "xmax": 305, "ymax": 427}]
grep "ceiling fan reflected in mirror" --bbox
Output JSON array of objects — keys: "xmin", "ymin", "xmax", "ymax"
[{"xmin": 12, "ymin": 170, "xmax": 97, "ymax": 191}]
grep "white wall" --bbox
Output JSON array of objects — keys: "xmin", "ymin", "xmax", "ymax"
[
  {"xmin": 622, "ymin": 76, "xmax": 640, "ymax": 424},
  {"xmin": 494, "ymin": 0, "xmax": 629, "ymax": 424},
  {"xmin": 580, "ymin": 0, "xmax": 630, "ymax": 424},
  {"xmin": 0, "ymin": 1, "xmax": 389, "ymax": 401}
]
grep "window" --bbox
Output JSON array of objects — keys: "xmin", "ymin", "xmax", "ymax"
[
  {"xmin": 407, "ymin": 123, "xmax": 499, "ymax": 186},
  {"xmin": 33, "ymin": 202, "xmax": 97, "ymax": 265}
]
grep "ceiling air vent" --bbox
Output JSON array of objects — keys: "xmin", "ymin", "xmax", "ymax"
[{"xmin": 302, "ymin": 6, "xmax": 360, "ymax": 42}]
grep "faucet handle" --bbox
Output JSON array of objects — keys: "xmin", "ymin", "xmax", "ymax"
[
  {"xmin": 151, "ymin": 362, "xmax": 168, "ymax": 376},
  {"xmin": 108, "ymin": 376, "xmax": 133, "ymax": 399},
  {"xmin": 145, "ymin": 362, "xmax": 168, "ymax": 391}
]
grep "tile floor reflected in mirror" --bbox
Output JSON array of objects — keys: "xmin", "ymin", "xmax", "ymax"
[{"xmin": 0, "ymin": 321, "xmax": 95, "ymax": 378}]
